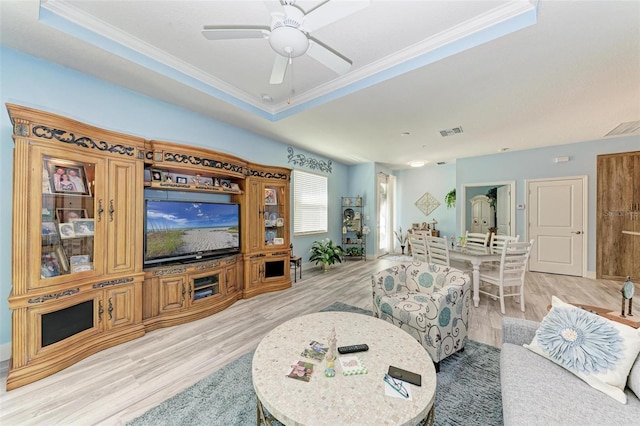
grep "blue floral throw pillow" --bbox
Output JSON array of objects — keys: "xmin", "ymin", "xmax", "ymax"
[{"xmin": 525, "ymin": 296, "xmax": 640, "ymax": 404}]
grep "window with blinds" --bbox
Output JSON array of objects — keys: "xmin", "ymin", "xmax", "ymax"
[{"xmin": 293, "ymin": 170, "xmax": 328, "ymax": 236}]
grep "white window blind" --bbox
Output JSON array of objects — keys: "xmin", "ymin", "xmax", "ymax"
[{"xmin": 293, "ymin": 170, "xmax": 328, "ymax": 235}]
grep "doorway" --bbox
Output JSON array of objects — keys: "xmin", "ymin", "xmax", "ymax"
[
  {"xmin": 460, "ymin": 181, "xmax": 516, "ymax": 237},
  {"xmin": 376, "ymin": 173, "xmax": 395, "ymax": 258},
  {"xmin": 527, "ymin": 176, "xmax": 587, "ymax": 276}
]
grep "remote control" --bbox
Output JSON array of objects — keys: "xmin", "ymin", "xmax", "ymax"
[{"xmin": 337, "ymin": 344, "xmax": 369, "ymax": 354}]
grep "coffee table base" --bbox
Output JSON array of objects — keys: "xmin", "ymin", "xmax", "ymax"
[{"xmin": 256, "ymin": 395, "xmax": 435, "ymax": 426}]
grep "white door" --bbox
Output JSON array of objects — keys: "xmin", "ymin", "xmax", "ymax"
[
  {"xmin": 496, "ymin": 185, "xmax": 510, "ymax": 235},
  {"xmin": 528, "ymin": 177, "xmax": 586, "ymax": 276}
]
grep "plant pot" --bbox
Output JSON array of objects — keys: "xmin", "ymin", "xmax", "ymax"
[{"xmin": 322, "ymin": 263, "xmax": 332, "ymax": 271}]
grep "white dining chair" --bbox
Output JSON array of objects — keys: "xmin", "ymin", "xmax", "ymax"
[
  {"xmin": 425, "ymin": 235, "xmax": 470, "ymax": 271},
  {"xmin": 465, "ymin": 231, "xmax": 490, "ymax": 247},
  {"xmin": 489, "ymin": 234, "xmax": 520, "ymax": 250},
  {"xmin": 408, "ymin": 232, "xmax": 428, "ymax": 262},
  {"xmin": 478, "ymin": 240, "xmax": 534, "ymax": 314}
]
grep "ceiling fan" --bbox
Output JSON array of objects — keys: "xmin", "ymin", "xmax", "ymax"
[{"xmin": 202, "ymin": 0, "xmax": 370, "ymax": 85}]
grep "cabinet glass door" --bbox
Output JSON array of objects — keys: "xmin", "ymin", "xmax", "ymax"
[
  {"xmin": 263, "ymin": 184, "xmax": 286, "ymax": 249},
  {"xmin": 39, "ymin": 152, "xmax": 101, "ymax": 286}
]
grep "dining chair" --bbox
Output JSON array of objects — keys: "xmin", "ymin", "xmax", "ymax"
[
  {"xmin": 489, "ymin": 233, "xmax": 520, "ymax": 250},
  {"xmin": 465, "ymin": 231, "xmax": 490, "ymax": 247},
  {"xmin": 425, "ymin": 235, "xmax": 450, "ymax": 266},
  {"xmin": 408, "ymin": 232, "xmax": 428, "ymax": 262},
  {"xmin": 478, "ymin": 240, "xmax": 534, "ymax": 314}
]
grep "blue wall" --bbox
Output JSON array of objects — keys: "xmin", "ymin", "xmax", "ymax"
[
  {"xmin": 456, "ymin": 138, "xmax": 640, "ymax": 272},
  {"xmin": 0, "ymin": 47, "xmax": 348, "ymax": 349}
]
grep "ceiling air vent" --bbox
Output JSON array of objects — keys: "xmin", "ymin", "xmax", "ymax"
[
  {"xmin": 604, "ymin": 121, "xmax": 640, "ymax": 137},
  {"xmin": 439, "ymin": 126, "xmax": 463, "ymax": 137}
]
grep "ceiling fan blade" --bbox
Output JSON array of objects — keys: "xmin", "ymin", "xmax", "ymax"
[
  {"xmin": 270, "ymin": 54, "xmax": 289, "ymax": 85},
  {"xmin": 306, "ymin": 40, "xmax": 351, "ymax": 75},
  {"xmin": 202, "ymin": 27, "xmax": 269, "ymax": 40},
  {"xmin": 303, "ymin": 0, "xmax": 370, "ymax": 32}
]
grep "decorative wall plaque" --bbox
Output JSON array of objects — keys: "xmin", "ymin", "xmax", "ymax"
[{"xmin": 415, "ymin": 192, "xmax": 441, "ymax": 217}]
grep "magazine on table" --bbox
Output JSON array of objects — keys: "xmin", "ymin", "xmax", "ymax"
[
  {"xmin": 300, "ymin": 340, "xmax": 329, "ymax": 361},
  {"xmin": 338, "ymin": 355, "xmax": 368, "ymax": 375},
  {"xmin": 287, "ymin": 360, "xmax": 315, "ymax": 382}
]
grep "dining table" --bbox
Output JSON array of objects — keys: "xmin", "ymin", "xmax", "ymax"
[{"xmin": 448, "ymin": 244, "xmax": 502, "ymax": 307}]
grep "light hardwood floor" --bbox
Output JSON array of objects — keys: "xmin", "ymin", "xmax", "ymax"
[{"xmin": 0, "ymin": 257, "xmax": 626, "ymax": 425}]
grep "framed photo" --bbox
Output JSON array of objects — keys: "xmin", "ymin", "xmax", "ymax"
[
  {"xmin": 56, "ymin": 246, "xmax": 69, "ymax": 273},
  {"xmin": 220, "ymin": 179, "xmax": 231, "ymax": 189},
  {"xmin": 176, "ymin": 176, "xmax": 188, "ymax": 184},
  {"xmin": 71, "ymin": 219, "xmax": 94, "ymax": 236},
  {"xmin": 273, "ymin": 237, "xmax": 284, "ymax": 245},
  {"xmin": 41, "ymin": 251, "xmax": 62, "ymax": 278},
  {"xmin": 264, "ymin": 188, "xmax": 277, "ymax": 205},
  {"xmin": 72, "ymin": 263, "xmax": 94, "ymax": 273},
  {"xmin": 230, "ymin": 183, "xmax": 240, "ymax": 191},
  {"xmin": 213, "ymin": 177, "xmax": 220, "ymax": 187},
  {"xmin": 56, "ymin": 208, "xmax": 88, "ymax": 223},
  {"xmin": 59, "ymin": 223, "xmax": 75, "ymax": 239},
  {"xmin": 47, "ymin": 159, "xmax": 91, "ymax": 196},
  {"xmin": 163, "ymin": 172, "xmax": 173, "ymax": 183},
  {"xmin": 151, "ymin": 169, "xmax": 163, "ymax": 181},
  {"xmin": 70, "ymin": 255, "xmax": 90, "ymax": 265},
  {"xmin": 42, "ymin": 221, "xmax": 59, "ymax": 243},
  {"xmin": 276, "ymin": 218, "xmax": 284, "ymax": 227}
]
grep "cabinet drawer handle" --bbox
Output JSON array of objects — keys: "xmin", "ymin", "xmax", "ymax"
[
  {"xmin": 109, "ymin": 199, "xmax": 115, "ymax": 222},
  {"xmin": 188, "ymin": 285, "xmax": 192, "ymax": 299},
  {"xmin": 108, "ymin": 298, "xmax": 113, "ymax": 320},
  {"xmin": 98, "ymin": 300, "xmax": 104, "ymax": 322},
  {"xmin": 97, "ymin": 199, "xmax": 104, "ymax": 222}
]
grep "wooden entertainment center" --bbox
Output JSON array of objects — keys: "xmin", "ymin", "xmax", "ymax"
[{"xmin": 5, "ymin": 104, "xmax": 291, "ymax": 390}]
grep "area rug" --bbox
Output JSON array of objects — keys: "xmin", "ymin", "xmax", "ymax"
[
  {"xmin": 128, "ymin": 303, "xmax": 502, "ymax": 426},
  {"xmin": 382, "ymin": 254, "xmax": 414, "ymax": 262}
]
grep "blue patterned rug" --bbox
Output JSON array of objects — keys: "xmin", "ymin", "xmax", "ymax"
[{"xmin": 128, "ymin": 302, "xmax": 502, "ymax": 425}]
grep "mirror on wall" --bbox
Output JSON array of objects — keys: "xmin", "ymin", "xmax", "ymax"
[{"xmin": 460, "ymin": 181, "xmax": 516, "ymax": 237}]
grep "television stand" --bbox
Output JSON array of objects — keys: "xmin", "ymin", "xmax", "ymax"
[{"xmin": 142, "ymin": 254, "xmax": 241, "ymax": 332}]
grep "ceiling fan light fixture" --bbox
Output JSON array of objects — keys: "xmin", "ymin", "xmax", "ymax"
[
  {"xmin": 269, "ymin": 26, "xmax": 309, "ymax": 58},
  {"xmin": 409, "ymin": 161, "xmax": 425, "ymax": 168}
]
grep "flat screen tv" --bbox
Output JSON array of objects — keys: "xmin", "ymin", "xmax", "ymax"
[{"xmin": 144, "ymin": 199, "xmax": 240, "ymax": 266}]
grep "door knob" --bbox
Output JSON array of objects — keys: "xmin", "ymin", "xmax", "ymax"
[{"xmin": 571, "ymin": 231, "xmax": 582, "ymax": 234}]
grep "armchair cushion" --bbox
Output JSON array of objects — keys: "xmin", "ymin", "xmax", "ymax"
[{"xmin": 372, "ymin": 262, "xmax": 471, "ymax": 364}]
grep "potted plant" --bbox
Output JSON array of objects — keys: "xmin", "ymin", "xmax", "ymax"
[
  {"xmin": 309, "ymin": 238, "xmax": 344, "ymax": 270},
  {"xmin": 445, "ymin": 189, "xmax": 456, "ymax": 209},
  {"xmin": 394, "ymin": 227, "xmax": 408, "ymax": 254}
]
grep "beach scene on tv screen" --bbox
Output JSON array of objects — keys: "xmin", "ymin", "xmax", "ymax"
[{"xmin": 145, "ymin": 201, "xmax": 239, "ymax": 260}]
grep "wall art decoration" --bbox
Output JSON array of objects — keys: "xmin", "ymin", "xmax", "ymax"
[
  {"xmin": 287, "ymin": 147, "xmax": 332, "ymax": 173},
  {"xmin": 415, "ymin": 192, "xmax": 441, "ymax": 217}
]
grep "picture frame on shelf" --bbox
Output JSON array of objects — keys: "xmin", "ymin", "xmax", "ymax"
[
  {"xmin": 58, "ymin": 223, "xmax": 75, "ymax": 239},
  {"xmin": 151, "ymin": 169, "xmax": 163, "ymax": 181},
  {"xmin": 273, "ymin": 237, "xmax": 284, "ymax": 245},
  {"xmin": 163, "ymin": 172, "xmax": 173, "ymax": 183},
  {"xmin": 265, "ymin": 188, "xmax": 277, "ymax": 205},
  {"xmin": 46, "ymin": 159, "xmax": 91, "ymax": 196},
  {"xmin": 56, "ymin": 246, "xmax": 69, "ymax": 273},
  {"xmin": 230, "ymin": 183, "xmax": 240, "ymax": 191},
  {"xmin": 70, "ymin": 254, "xmax": 90, "ymax": 265},
  {"xmin": 213, "ymin": 177, "xmax": 220, "ymax": 187},
  {"xmin": 56, "ymin": 208, "xmax": 88, "ymax": 223},
  {"xmin": 71, "ymin": 219, "xmax": 94, "ymax": 236},
  {"xmin": 176, "ymin": 176, "xmax": 188, "ymax": 184},
  {"xmin": 72, "ymin": 263, "xmax": 94, "ymax": 273},
  {"xmin": 220, "ymin": 179, "xmax": 231, "ymax": 188},
  {"xmin": 276, "ymin": 218, "xmax": 284, "ymax": 227},
  {"xmin": 41, "ymin": 250, "xmax": 62, "ymax": 278},
  {"xmin": 42, "ymin": 221, "xmax": 59, "ymax": 243}
]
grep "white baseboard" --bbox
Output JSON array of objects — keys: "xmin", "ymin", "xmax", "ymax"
[
  {"xmin": 586, "ymin": 270, "xmax": 596, "ymax": 279},
  {"xmin": 0, "ymin": 341, "xmax": 11, "ymax": 362}
]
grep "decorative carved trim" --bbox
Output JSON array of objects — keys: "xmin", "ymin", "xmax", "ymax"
[
  {"xmin": 194, "ymin": 260, "xmax": 221, "ymax": 270},
  {"xmin": 16, "ymin": 123, "xmax": 29, "ymax": 137},
  {"xmin": 28, "ymin": 288, "xmax": 80, "ymax": 304},
  {"xmin": 32, "ymin": 125, "xmax": 137, "ymax": 157},
  {"xmin": 248, "ymin": 170, "xmax": 290, "ymax": 180},
  {"xmin": 272, "ymin": 251, "xmax": 290, "ymax": 256},
  {"xmin": 93, "ymin": 277, "xmax": 135, "ymax": 289},
  {"xmin": 287, "ymin": 147, "xmax": 332, "ymax": 173},
  {"xmin": 162, "ymin": 152, "xmax": 245, "ymax": 174},
  {"xmin": 153, "ymin": 267, "xmax": 187, "ymax": 276}
]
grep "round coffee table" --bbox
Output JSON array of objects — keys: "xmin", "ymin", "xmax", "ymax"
[{"xmin": 252, "ymin": 312, "xmax": 437, "ymax": 425}]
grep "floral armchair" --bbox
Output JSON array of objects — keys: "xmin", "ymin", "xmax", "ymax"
[{"xmin": 371, "ymin": 262, "xmax": 471, "ymax": 370}]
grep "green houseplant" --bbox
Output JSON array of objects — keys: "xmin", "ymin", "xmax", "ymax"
[
  {"xmin": 309, "ymin": 238, "xmax": 344, "ymax": 270},
  {"xmin": 445, "ymin": 188, "xmax": 456, "ymax": 209}
]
